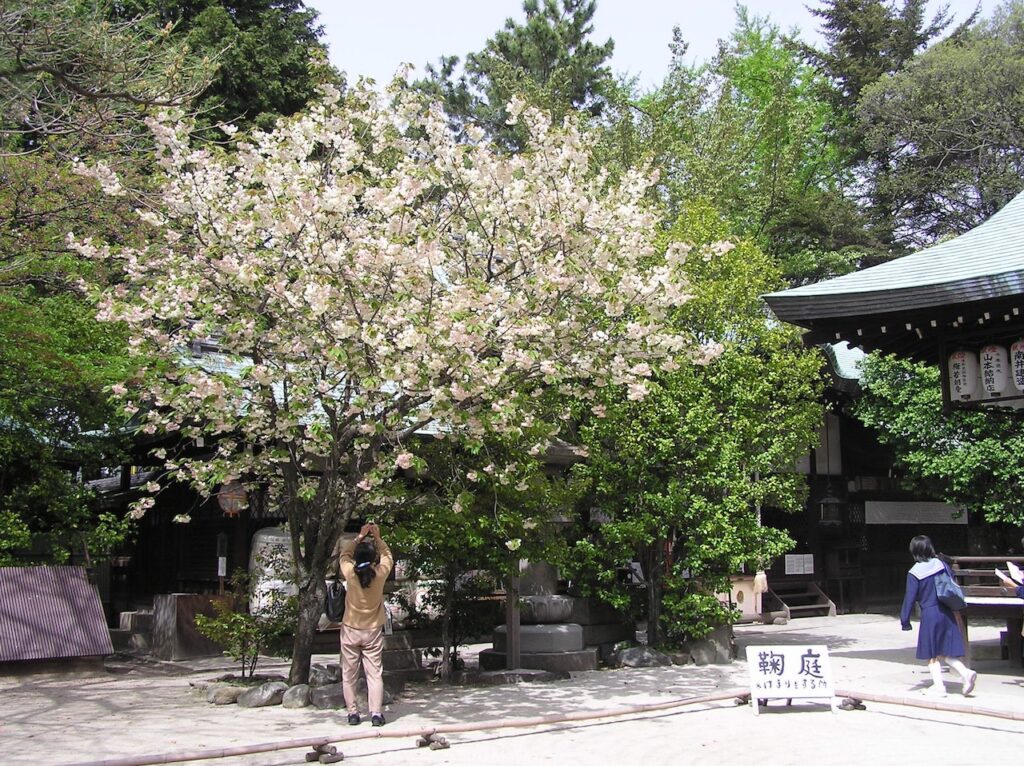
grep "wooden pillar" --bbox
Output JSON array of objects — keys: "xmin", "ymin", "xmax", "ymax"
[{"xmin": 505, "ymin": 574, "xmax": 521, "ymax": 670}]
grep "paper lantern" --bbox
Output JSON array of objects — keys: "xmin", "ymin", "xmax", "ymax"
[
  {"xmin": 948, "ymin": 349, "xmax": 978, "ymax": 399},
  {"xmin": 1011, "ymin": 339, "xmax": 1024, "ymax": 392},
  {"xmin": 217, "ymin": 481, "xmax": 248, "ymax": 517},
  {"xmin": 980, "ymin": 344, "xmax": 1009, "ymax": 395}
]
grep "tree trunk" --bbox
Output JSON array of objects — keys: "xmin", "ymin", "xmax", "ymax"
[
  {"xmin": 439, "ymin": 574, "xmax": 455, "ymax": 683},
  {"xmin": 646, "ymin": 544, "xmax": 662, "ymax": 647},
  {"xmin": 289, "ymin": 579, "xmax": 324, "ymax": 685}
]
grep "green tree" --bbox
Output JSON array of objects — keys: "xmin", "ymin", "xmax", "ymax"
[
  {"xmin": 0, "ymin": 0, "xmax": 212, "ymax": 150},
  {"xmin": 602, "ymin": 10, "xmax": 867, "ymax": 285},
  {"xmin": 567, "ymin": 205, "xmax": 823, "ymax": 646},
  {"xmin": 416, "ymin": 0, "xmax": 614, "ymax": 146},
  {"xmin": 800, "ymin": 0, "xmax": 960, "ymax": 250},
  {"xmin": 0, "ymin": 286, "xmax": 134, "ymax": 565},
  {"xmin": 802, "ymin": 0, "xmax": 955, "ymax": 155},
  {"xmin": 0, "ymin": 1, "xmax": 216, "ymax": 563},
  {"xmin": 388, "ymin": 426, "xmax": 579, "ymax": 681},
  {"xmin": 854, "ymin": 354, "xmax": 1024, "ymax": 525},
  {"xmin": 108, "ymin": 0, "xmax": 329, "ymax": 134},
  {"xmin": 857, "ymin": 0, "xmax": 1024, "ymax": 247}
]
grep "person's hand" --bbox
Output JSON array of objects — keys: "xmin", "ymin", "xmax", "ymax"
[
  {"xmin": 370, "ymin": 523, "xmax": 381, "ymax": 538},
  {"xmin": 996, "ymin": 569, "xmax": 1016, "ymax": 587},
  {"xmin": 357, "ymin": 523, "xmax": 372, "ymax": 540}
]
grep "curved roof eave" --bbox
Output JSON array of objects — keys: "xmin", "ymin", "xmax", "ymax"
[
  {"xmin": 763, "ymin": 189, "xmax": 1024, "ymax": 327},
  {"xmin": 766, "ymin": 270, "xmax": 1024, "ymax": 325}
]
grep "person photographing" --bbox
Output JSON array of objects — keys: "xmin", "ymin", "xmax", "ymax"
[{"xmin": 339, "ymin": 522, "xmax": 393, "ymax": 726}]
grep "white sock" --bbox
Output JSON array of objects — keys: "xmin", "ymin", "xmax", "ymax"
[
  {"xmin": 928, "ymin": 661, "xmax": 945, "ymax": 689},
  {"xmin": 945, "ymin": 658, "xmax": 970, "ymax": 678}
]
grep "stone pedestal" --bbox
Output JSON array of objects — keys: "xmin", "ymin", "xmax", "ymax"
[
  {"xmin": 491, "ymin": 561, "xmax": 631, "ymax": 672},
  {"xmin": 152, "ymin": 593, "xmax": 223, "ymax": 661}
]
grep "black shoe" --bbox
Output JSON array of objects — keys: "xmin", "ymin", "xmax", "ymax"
[
  {"xmin": 371, "ymin": 714, "xmax": 386, "ymax": 727},
  {"xmin": 347, "ymin": 713, "xmax": 360, "ymax": 725}
]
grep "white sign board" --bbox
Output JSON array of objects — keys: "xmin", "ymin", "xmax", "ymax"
[
  {"xmin": 746, "ymin": 644, "xmax": 838, "ymax": 715},
  {"xmin": 784, "ymin": 554, "xmax": 814, "ymax": 575}
]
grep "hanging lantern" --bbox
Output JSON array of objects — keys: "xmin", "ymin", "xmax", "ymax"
[
  {"xmin": 948, "ymin": 349, "xmax": 978, "ymax": 399},
  {"xmin": 217, "ymin": 481, "xmax": 248, "ymax": 517},
  {"xmin": 1011, "ymin": 339, "xmax": 1024, "ymax": 392},
  {"xmin": 980, "ymin": 344, "xmax": 1009, "ymax": 395}
]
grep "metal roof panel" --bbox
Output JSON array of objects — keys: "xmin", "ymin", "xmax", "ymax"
[{"xmin": 0, "ymin": 566, "xmax": 113, "ymax": 663}]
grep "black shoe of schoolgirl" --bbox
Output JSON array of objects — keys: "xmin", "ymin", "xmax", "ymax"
[
  {"xmin": 347, "ymin": 713, "xmax": 361, "ymax": 725},
  {"xmin": 371, "ymin": 714, "xmax": 386, "ymax": 727}
]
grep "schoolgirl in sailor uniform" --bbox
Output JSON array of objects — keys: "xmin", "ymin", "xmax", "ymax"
[{"xmin": 899, "ymin": 535, "xmax": 977, "ymax": 697}]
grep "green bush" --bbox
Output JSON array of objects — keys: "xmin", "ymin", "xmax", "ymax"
[{"xmin": 194, "ymin": 570, "xmax": 296, "ymax": 678}]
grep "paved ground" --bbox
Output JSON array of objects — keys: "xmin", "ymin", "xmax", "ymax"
[{"xmin": 3, "ymin": 613, "xmax": 1024, "ymax": 766}]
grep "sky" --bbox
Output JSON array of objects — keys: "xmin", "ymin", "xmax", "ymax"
[{"xmin": 304, "ymin": 0, "xmax": 987, "ymax": 91}]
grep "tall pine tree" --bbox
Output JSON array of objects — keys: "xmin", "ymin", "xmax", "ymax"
[
  {"xmin": 800, "ymin": 0, "xmax": 962, "ymax": 255},
  {"xmin": 416, "ymin": 0, "xmax": 614, "ymax": 147}
]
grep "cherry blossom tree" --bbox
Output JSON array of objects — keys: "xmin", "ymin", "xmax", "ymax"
[{"xmin": 74, "ymin": 80, "xmax": 720, "ymax": 682}]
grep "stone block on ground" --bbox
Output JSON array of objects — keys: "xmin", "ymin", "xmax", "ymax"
[
  {"xmin": 151, "ymin": 594, "xmax": 223, "ymax": 661},
  {"xmin": 383, "ymin": 648, "xmax": 421, "ymax": 671},
  {"xmin": 309, "ymin": 679, "xmax": 399, "ymax": 710},
  {"xmin": 309, "ymin": 663, "xmax": 341, "ymax": 687},
  {"xmin": 476, "ymin": 668, "xmax": 571, "ymax": 684},
  {"xmin": 206, "ymin": 683, "xmax": 245, "ymax": 705},
  {"xmin": 567, "ymin": 598, "xmax": 628, "ymax": 626},
  {"xmin": 118, "ymin": 611, "xmax": 153, "ymax": 632},
  {"xmin": 282, "ymin": 684, "xmax": 311, "ymax": 708},
  {"xmin": 580, "ymin": 622, "xmax": 634, "ymax": 646},
  {"xmin": 685, "ymin": 625, "xmax": 735, "ymax": 665},
  {"xmin": 478, "ymin": 647, "xmax": 598, "ymax": 673},
  {"xmin": 608, "ymin": 645, "xmax": 673, "ymax": 668},
  {"xmin": 492, "ymin": 623, "xmax": 584, "ymax": 653},
  {"xmin": 237, "ymin": 680, "xmax": 288, "ymax": 708}
]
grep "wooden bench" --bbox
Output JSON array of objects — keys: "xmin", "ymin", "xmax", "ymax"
[{"xmin": 948, "ymin": 555, "xmax": 1024, "ymax": 667}]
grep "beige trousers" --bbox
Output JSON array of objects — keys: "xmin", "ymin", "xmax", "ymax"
[{"xmin": 340, "ymin": 624, "xmax": 385, "ymax": 714}]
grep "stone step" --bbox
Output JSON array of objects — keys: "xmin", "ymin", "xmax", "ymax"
[
  {"xmin": 478, "ymin": 647, "xmax": 599, "ymax": 673},
  {"xmin": 118, "ymin": 610, "xmax": 153, "ymax": 632},
  {"xmin": 492, "ymin": 623, "xmax": 584, "ymax": 653},
  {"xmin": 109, "ymin": 628, "xmax": 151, "ymax": 653}
]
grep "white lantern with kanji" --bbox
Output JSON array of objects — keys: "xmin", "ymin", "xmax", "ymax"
[
  {"xmin": 948, "ymin": 349, "xmax": 978, "ymax": 400},
  {"xmin": 980, "ymin": 344, "xmax": 1009, "ymax": 395},
  {"xmin": 1011, "ymin": 339, "xmax": 1024, "ymax": 392}
]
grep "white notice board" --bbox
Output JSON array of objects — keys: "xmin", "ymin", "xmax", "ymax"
[
  {"xmin": 784, "ymin": 554, "xmax": 814, "ymax": 575},
  {"xmin": 746, "ymin": 644, "xmax": 838, "ymax": 715}
]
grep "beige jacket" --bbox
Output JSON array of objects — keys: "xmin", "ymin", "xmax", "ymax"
[{"xmin": 339, "ymin": 537, "xmax": 394, "ymax": 630}]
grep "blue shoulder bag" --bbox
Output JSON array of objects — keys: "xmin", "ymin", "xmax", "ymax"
[{"xmin": 935, "ymin": 565, "xmax": 966, "ymax": 611}]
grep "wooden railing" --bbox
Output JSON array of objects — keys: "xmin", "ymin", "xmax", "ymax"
[{"xmin": 947, "ymin": 555, "xmax": 1024, "ymax": 668}]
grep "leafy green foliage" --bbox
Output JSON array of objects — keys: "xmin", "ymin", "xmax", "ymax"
[
  {"xmin": 566, "ymin": 206, "xmax": 823, "ymax": 645},
  {"xmin": 602, "ymin": 10, "xmax": 868, "ymax": 286},
  {"xmin": 0, "ymin": 0, "xmax": 214, "ymax": 148},
  {"xmin": 194, "ymin": 568, "xmax": 296, "ymax": 678},
  {"xmin": 0, "ymin": 286, "xmax": 134, "ymax": 564},
  {"xmin": 387, "ymin": 425, "xmax": 581, "ymax": 679},
  {"xmin": 802, "ymin": 0, "xmax": 954, "ymax": 155},
  {"xmin": 800, "ymin": 0, "xmax": 958, "ymax": 250},
  {"xmin": 858, "ymin": 1, "xmax": 1024, "ymax": 246},
  {"xmin": 854, "ymin": 353, "xmax": 1024, "ymax": 525}
]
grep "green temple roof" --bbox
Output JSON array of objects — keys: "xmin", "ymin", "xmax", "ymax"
[
  {"xmin": 764, "ymin": 191, "xmax": 1024, "ymax": 324},
  {"xmin": 762, "ymin": 190, "xmax": 1024, "ymax": 363}
]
